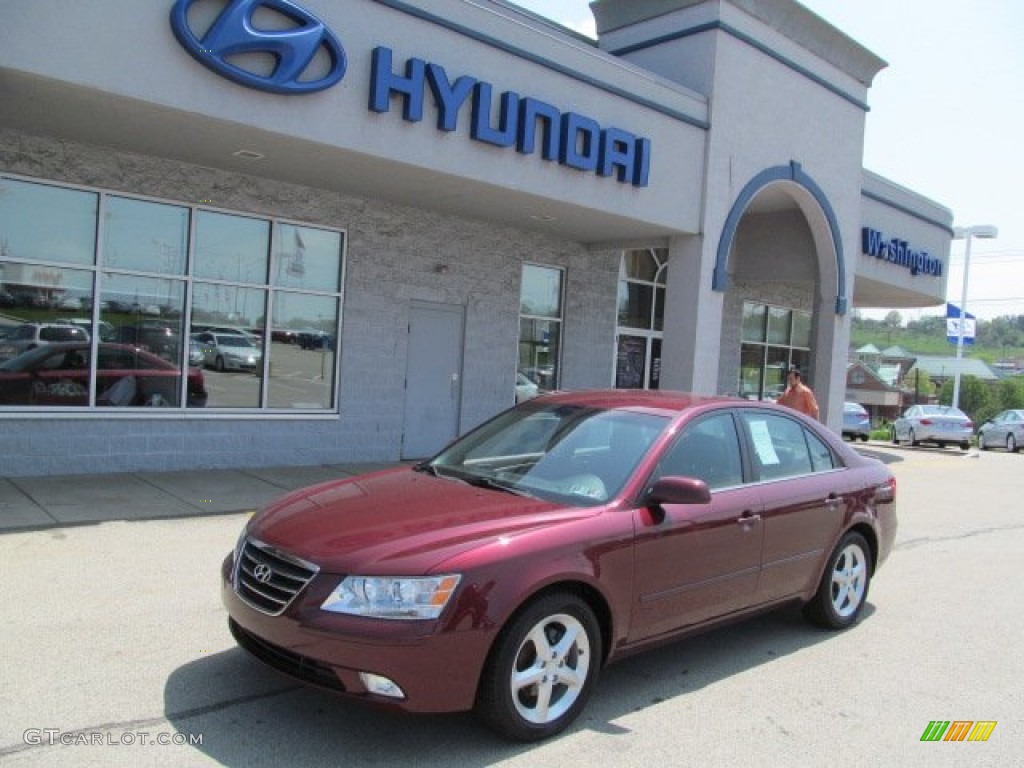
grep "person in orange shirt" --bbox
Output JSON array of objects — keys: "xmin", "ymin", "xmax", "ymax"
[{"xmin": 776, "ymin": 366, "xmax": 819, "ymax": 419}]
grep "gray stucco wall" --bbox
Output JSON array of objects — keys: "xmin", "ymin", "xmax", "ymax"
[{"xmin": 0, "ymin": 130, "xmax": 619, "ymax": 476}]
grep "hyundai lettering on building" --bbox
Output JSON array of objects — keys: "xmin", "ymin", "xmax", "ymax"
[
  {"xmin": 169, "ymin": 0, "xmax": 652, "ymax": 187},
  {"xmin": 861, "ymin": 227, "xmax": 943, "ymax": 277}
]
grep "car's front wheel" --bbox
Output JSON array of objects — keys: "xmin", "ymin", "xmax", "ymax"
[
  {"xmin": 804, "ymin": 532, "xmax": 872, "ymax": 629},
  {"xmin": 1008, "ymin": 434, "xmax": 1018, "ymax": 453},
  {"xmin": 476, "ymin": 592, "xmax": 601, "ymax": 742}
]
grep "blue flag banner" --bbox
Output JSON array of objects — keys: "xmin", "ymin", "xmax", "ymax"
[{"xmin": 946, "ymin": 303, "xmax": 975, "ymax": 345}]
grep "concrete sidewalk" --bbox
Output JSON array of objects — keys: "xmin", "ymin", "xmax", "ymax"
[{"xmin": 0, "ymin": 462, "xmax": 404, "ymax": 532}]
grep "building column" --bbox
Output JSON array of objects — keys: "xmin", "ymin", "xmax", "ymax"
[{"xmin": 660, "ymin": 234, "xmax": 723, "ymax": 394}]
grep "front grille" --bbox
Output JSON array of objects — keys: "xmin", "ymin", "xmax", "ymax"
[
  {"xmin": 234, "ymin": 538, "xmax": 319, "ymax": 616},
  {"xmin": 229, "ymin": 618, "xmax": 346, "ymax": 692}
]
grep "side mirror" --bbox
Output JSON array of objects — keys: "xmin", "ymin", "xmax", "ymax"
[{"xmin": 645, "ymin": 476, "xmax": 712, "ymax": 508}]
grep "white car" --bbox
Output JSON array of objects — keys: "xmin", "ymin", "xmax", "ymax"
[
  {"xmin": 978, "ymin": 409, "xmax": 1024, "ymax": 453},
  {"xmin": 891, "ymin": 404, "xmax": 972, "ymax": 450},
  {"xmin": 193, "ymin": 332, "xmax": 262, "ymax": 372}
]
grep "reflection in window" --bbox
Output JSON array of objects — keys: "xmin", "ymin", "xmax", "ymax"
[
  {"xmin": 103, "ymin": 197, "xmax": 188, "ymax": 274},
  {"xmin": 267, "ymin": 292, "xmax": 338, "ymax": 409},
  {"xmin": 274, "ymin": 224, "xmax": 342, "ymax": 292},
  {"xmin": 1, "ymin": 175, "xmax": 344, "ymax": 413},
  {"xmin": 518, "ymin": 265, "xmax": 563, "ymax": 397},
  {"xmin": 739, "ymin": 301, "xmax": 811, "ymax": 401},
  {"xmin": 0, "ymin": 178, "xmax": 97, "ymax": 266},
  {"xmin": 194, "ymin": 210, "xmax": 270, "ymax": 284}
]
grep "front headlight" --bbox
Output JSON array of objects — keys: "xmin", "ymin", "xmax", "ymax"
[{"xmin": 320, "ymin": 574, "xmax": 461, "ymax": 620}]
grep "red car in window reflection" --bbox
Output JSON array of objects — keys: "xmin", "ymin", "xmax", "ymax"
[
  {"xmin": 222, "ymin": 391, "xmax": 897, "ymax": 741},
  {"xmin": 0, "ymin": 342, "xmax": 207, "ymax": 407}
]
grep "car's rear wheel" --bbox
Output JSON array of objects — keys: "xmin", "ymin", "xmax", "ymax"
[
  {"xmin": 476, "ymin": 592, "xmax": 601, "ymax": 742},
  {"xmin": 860, "ymin": 434, "xmax": 870, "ymax": 443},
  {"xmin": 891, "ymin": 427, "xmax": 899, "ymax": 445},
  {"xmin": 980, "ymin": 433, "xmax": 989, "ymax": 450},
  {"xmin": 909, "ymin": 428, "xmax": 920, "ymax": 446},
  {"xmin": 804, "ymin": 532, "xmax": 872, "ymax": 629},
  {"xmin": 1008, "ymin": 434, "xmax": 1018, "ymax": 453}
]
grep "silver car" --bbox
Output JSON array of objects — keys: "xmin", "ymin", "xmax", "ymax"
[
  {"xmin": 978, "ymin": 409, "xmax": 1024, "ymax": 453},
  {"xmin": 194, "ymin": 332, "xmax": 262, "ymax": 372},
  {"xmin": 891, "ymin": 404, "xmax": 972, "ymax": 450}
]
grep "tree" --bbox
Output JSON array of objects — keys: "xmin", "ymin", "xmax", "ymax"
[
  {"xmin": 995, "ymin": 377, "xmax": 1024, "ymax": 411},
  {"xmin": 883, "ymin": 310, "xmax": 902, "ymax": 329},
  {"xmin": 938, "ymin": 375, "xmax": 993, "ymax": 423}
]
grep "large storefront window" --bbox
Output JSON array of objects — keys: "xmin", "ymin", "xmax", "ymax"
[
  {"xmin": 0, "ymin": 175, "xmax": 345, "ymax": 413},
  {"xmin": 615, "ymin": 248, "xmax": 666, "ymax": 389},
  {"xmin": 518, "ymin": 264, "xmax": 563, "ymax": 398},
  {"xmin": 739, "ymin": 301, "xmax": 811, "ymax": 400}
]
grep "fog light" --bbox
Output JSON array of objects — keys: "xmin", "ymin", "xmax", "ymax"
[{"xmin": 359, "ymin": 672, "xmax": 405, "ymax": 699}]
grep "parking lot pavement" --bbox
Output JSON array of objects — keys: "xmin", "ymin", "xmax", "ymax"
[
  {"xmin": 0, "ymin": 444, "xmax": 1021, "ymax": 767},
  {"xmin": 0, "ymin": 463, "xmax": 405, "ymax": 532}
]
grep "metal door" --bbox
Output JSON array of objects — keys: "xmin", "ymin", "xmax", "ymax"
[{"xmin": 401, "ymin": 301, "xmax": 464, "ymax": 459}]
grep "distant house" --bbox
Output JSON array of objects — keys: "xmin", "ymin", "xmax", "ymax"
[
  {"xmin": 845, "ymin": 361, "xmax": 903, "ymax": 424},
  {"xmin": 907, "ymin": 355, "xmax": 999, "ymax": 389}
]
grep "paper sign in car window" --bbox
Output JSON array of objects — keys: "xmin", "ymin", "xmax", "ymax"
[{"xmin": 749, "ymin": 420, "xmax": 780, "ymax": 465}]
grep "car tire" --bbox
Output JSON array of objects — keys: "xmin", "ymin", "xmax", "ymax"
[
  {"xmin": 891, "ymin": 427, "xmax": 899, "ymax": 445},
  {"xmin": 476, "ymin": 592, "xmax": 601, "ymax": 742},
  {"xmin": 959, "ymin": 442, "xmax": 969, "ymax": 451},
  {"xmin": 980, "ymin": 434, "xmax": 989, "ymax": 451},
  {"xmin": 803, "ymin": 531, "xmax": 872, "ymax": 630},
  {"xmin": 215, "ymin": 356, "xmax": 225, "ymax": 372},
  {"xmin": 1008, "ymin": 434, "xmax": 1018, "ymax": 453},
  {"xmin": 909, "ymin": 428, "xmax": 919, "ymax": 447},
  {"xmin": 860, "ymin": 434, "xmax": 870, "ymax": 443}
]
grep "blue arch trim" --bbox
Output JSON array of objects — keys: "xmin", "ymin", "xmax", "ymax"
[{"xmin": 712, "ymin": 161, "xmax": 847, "ymax": 315}]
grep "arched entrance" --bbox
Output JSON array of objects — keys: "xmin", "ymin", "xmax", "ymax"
[{"xmin": 712, "ymin": 162, "xmax": 848, "ymax": 407}]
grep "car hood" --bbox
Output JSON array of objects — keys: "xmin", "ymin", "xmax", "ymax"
[{"xmin": 248, "ymin": 467, "xmax": 596, "ymax": 573}]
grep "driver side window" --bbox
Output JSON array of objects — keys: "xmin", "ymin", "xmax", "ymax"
[{"xmin": 651, "ymin": 413, "xmax": 743, "ymax": 491}]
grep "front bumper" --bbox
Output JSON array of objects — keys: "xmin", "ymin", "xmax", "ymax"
[{"xmin": 221, "ymin": 554, "xmax": 492, "ymax": 713}]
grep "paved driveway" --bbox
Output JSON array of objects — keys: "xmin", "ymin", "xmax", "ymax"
[{"xmin": 0, "ymin": 445, "xmax": 1021, "ymax": 767}]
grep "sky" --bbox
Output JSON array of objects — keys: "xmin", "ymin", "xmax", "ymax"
[{"xmin": 510, "ymin": 0, "xmax": 1024, "ymax": 322}]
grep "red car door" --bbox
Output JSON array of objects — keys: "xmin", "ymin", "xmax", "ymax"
[
  {"xmin": 738, "ymin": 410, "xmax": 849, "ymax": 603},
  {"xmin": 629, "ymin": 412, "xmax": 763, "ymax": 642}
]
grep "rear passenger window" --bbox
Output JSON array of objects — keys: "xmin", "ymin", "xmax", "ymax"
[{"xmin": 741, "ymin": 411, "xmax": 832, "ymax": 481}]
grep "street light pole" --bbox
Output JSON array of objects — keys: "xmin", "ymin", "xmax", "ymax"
[{"xmin": 950, "ymin": 224, "xmax": 998, "ymax": 410}]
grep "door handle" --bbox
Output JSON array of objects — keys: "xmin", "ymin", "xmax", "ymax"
[
  {"xmin": 737, "ymin": 510, "xmax": 761, "ymax": 525},
  {"xmin": 825, "ymin": 493, "xmax": 842, "ymax": 508}
]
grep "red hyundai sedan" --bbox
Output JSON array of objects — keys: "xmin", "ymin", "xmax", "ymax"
[{"xmin": 222, "ymin": 390, "xmax": 897, "ymax": 740}]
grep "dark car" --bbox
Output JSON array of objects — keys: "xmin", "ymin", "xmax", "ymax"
[
  {"xmin": 0, "ymin": 342, "xmax": 207, "ymax": 407},
  {"xmin": 842, "ymin": 401, "xmax": 871, "ymax": 442},
  {"xmin": 222, "ymin": 390, "xmax": 896, "ymax": 741},
  {"xmin": 116, "ymin": 323, "xmax": 181, "ymax": 361}
]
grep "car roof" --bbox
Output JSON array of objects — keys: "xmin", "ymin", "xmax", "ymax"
[{"xmin": 530, "ymin": 389, "xmax": 742, "ymax": 415}]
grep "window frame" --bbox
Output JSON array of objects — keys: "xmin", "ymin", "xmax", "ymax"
[{"xmin": 0, "ymin": 173, "xmax": 347, "ymax": 418}]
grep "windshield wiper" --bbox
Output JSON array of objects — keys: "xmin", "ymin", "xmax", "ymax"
[{"xmin": 461, "ymin": 474, "xmax": 539, "ymax": 498}]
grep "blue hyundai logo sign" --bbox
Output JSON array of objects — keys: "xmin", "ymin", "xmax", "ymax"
[{"xmin": 170, "ymin": 0, "xmax": 346, "ymax": 94}]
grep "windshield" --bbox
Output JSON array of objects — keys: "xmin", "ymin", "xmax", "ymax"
[{"xmin": 429, "ymin": 403, "xmax": 668, "ymax": 506}]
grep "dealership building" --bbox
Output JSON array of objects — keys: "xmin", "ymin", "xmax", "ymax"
[{"xmin": 0, "ymin": 0, "xmax": 953, "ymax": 476}]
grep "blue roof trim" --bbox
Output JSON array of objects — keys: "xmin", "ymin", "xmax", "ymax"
[
  {"xmin": 861, "ymin": 189, "xmax": 954, "ymax": 235},
  {"xmin": 713, "ymin": 161, "xmax": 848, "ymax": 315},
  {"xmin": 608, "ymin": 21, "xmax": 870, "ymax": 113},
  {"xmin": 370, "ymin": 0, "xmax": 710, "ymax": 130}
]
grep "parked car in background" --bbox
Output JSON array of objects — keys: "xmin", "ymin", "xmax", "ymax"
[
  {"xmin": 223, "ymin": 390, "xmax": 897, "ymax": 741},
  {"xmin": 56, "ymin": 317, "xmax": 116, "ymax": 342},
  {"xmin": 0, "ymin": 323, "xmax": 89, "ymax": 363},
  {"xmin": 891, "ymin": 403, "xmax": 972, "ymax": 450},
  {"xmin": 841, "ymin": 401, "xmax": 871, "ymax": 442},
  {"xmin": 977, "ymin": 409, "xmax": 1024, "ymax": 453},
  {"xmin": 515, "ymin": 371, "xmax": 539, "ymax": 403},
  {"xmin": 193, "ymin": 331, "xmax": 262, "ymax": 372},
  {"xmin": 116, "ymin": 323, "xmax": 181, "ymax": 361},
  {"xmin": 0, "ymin": 342, "xmax": 207, "ymax": 407}
]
